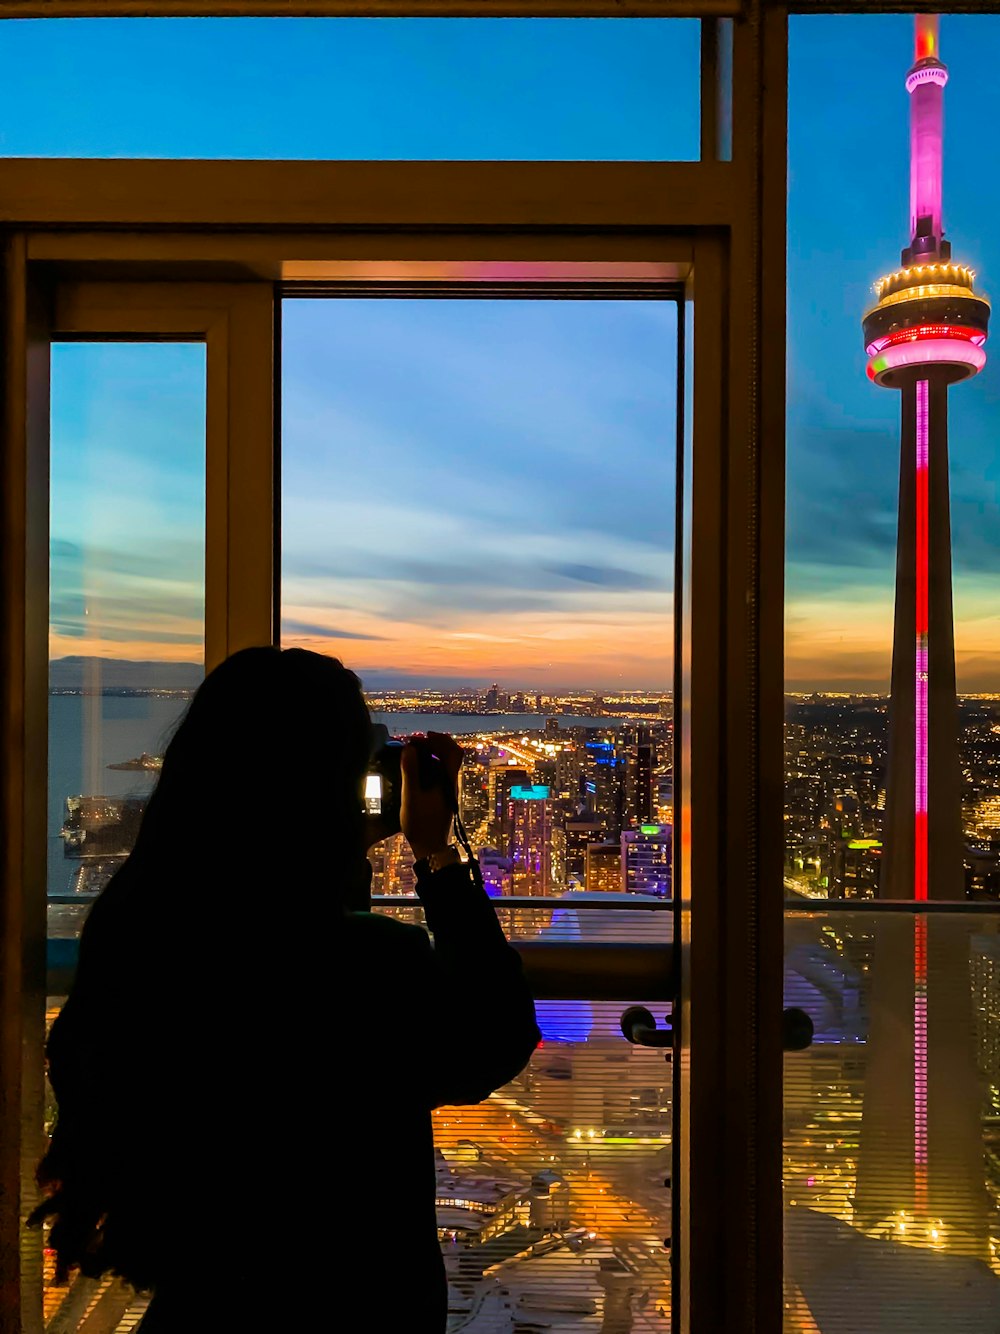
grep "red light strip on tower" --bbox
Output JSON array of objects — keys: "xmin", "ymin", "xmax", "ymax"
[
  {"xmin": 915, "ymin": 378, "xmax": 929, "ymax": 903},
  {"xmin": 914, "ymin": 377, "xmax": 930, "ymax": 1213},
  {"xmin": 865, "ymin": 324, "xmax": 984, "ymax": 358}
]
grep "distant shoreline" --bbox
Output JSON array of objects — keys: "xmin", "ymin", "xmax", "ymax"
[
  {"xmin": 48, "ymin": 688, "xmax": 668, "ymax": 711},
  {"xmin": 47, "ymin": 686, "xmax": 1000, "ymax": 704},
  {"xmin": 51, "ymin": 687, "xmax": 195, "ymax": 698}
]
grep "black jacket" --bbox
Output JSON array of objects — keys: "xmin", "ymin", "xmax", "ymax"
[{"xmin": 37, "ymin": 859, "xmax": 540, "ymax": 1332}]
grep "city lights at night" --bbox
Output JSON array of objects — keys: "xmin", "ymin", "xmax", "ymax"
[{"xmin": 27, "ymin": 10, "xmax": 1000, "ymax": 1333}]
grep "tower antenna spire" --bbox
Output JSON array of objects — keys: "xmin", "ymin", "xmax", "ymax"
[{"xmin": 905, "ymin": 11, "xmax": 948, "ymax": 264}]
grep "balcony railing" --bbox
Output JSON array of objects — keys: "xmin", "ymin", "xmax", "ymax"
[
  {"xmin": 783, "ymin": 900, "xmax": 1000, "ymax": 1333},
  {"xmin": 45, "ymin": 894, "xmax": 1000, "ymax": 1331},
  {"xmin": 41, "ymin": 892, "xmax": 677, "ymax": 1332}
]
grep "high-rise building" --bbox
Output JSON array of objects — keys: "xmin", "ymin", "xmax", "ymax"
[
  {"xmin": 506, "ymin": 784, "xmax": 552, "ymax": 896},
  {"xmin": 857, "ymin": 14, "xmax": 989, "ymax": 1257},
  {"xmin": 488, "ymin": 760, "xmax": 530, "ymax": 846},
  {"xmin": 370, "ymin": 831, "xmax": 416, "ymax": 898},
  {"xmin": 582, "ymin": 737, "xmax": 627, "ymax": 839},
  {"xmin": 622, "ymin": 824, "xmax": 672, "ymax": 898},
  {"xmin": 625, "ymin": 726, "xmax": 655, "ymax": 829},
  {"xmin": 564, "ymin": 814, "xmax": 606, "ymax": 890},
  {"xmin": 458, "ymin": 750, "xmax": 490, "ymax": 834},
  {"xmin": 585, "ymin": 841, "xmax": 623, "ymax": 894},
  {"xmin": 477, "ymin": 847, "xmax": 514, "ymax": 897}
]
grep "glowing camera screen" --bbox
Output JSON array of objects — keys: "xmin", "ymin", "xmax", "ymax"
[{"xmin": 364, "ymin": 772, "xmax": 383, "ymax": 815}]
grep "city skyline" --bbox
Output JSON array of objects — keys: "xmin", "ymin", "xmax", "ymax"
[{"xmin": 30, "ymin": 15, "xmax": 1000, "ymax": 691}]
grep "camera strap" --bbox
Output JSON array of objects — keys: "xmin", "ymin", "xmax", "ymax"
[{"xmin": 452, "ymin": 805, "xmax": 485, "ymax": 892}]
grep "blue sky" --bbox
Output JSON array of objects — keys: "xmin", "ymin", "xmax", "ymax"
[
  {"xmin": 280, "ymin": 298, "xmax": 677, "ymax": 689},
  {"xmin": 787, "ymin": 15, "xmax": 1000, "ymax": 692},
  {"xmin": 27, "ymin": 15, "xmax": 1000, "ymax": 690},
  {"xmin": 0, "ymin": 18, "xmax": 699, "ymax": 160}
]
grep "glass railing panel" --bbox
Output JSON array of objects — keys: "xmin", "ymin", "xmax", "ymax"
[
  {"xmin": 434, "ymin": 1019, "xmax": 672, "ymax": 1328},
  {"xmin": 43, "ymin": 896, "xmax": 672, "ymax": 1330},
  {"xmin": 373, "ymin": 898, "xmax": 674, "ymax": 1326},
  {"xmin": 784, "ymin": 904, "xmax": 1000, "ymax": 1331}
]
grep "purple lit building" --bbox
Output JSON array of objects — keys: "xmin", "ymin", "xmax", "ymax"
[
  {"xmin": 621, "ymin": 824, "xmax": 672, "ymax": 897},
  {"xmin": 477, "ymin": 847, "xmax": 514, "ymax": 898}
]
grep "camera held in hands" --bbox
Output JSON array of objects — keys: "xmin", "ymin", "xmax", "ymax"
[{"xmin": 364, "ymin": 724, "xmax": 457, "ymax": 838}]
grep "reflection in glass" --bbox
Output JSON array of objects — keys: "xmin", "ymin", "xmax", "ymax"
[
  {"xmin": 48, "ymin": 343, "xmax": 206, "ymax": 931},
  {"xmin": 785, "ymin": 15, "xmax": 1000, "ymax": 906},
  {"xmin": 784, "ymin": 906, "xmax": 1000, "ymax": 1330},
  {"xmin": 786, "ymin": 16, "xmax": 1000, "ymax": 1327},
  {"xmin": 44, "ymin": 342, "xmax": 205, "ymax": 1324}
]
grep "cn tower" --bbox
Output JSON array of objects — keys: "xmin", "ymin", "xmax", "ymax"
[
  {"xmin": 855, "ymin": 14, "xmax": 990, "ymax": 1256},
  {"xmin": 864, "ymin": 13, "xmax": 989, "ymax": 904}
]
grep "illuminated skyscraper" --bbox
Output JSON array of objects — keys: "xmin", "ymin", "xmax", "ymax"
[
  {"xmin": 625, "ymin": 726, "xmax": 655, "ymax": 828},
  {"xmin": 564, "ymin": 814, "xmax": 606, "ymax": 888},
  {"xmin": 856, "ymin": 14, "xmax": 989, "ymax": 1255},
  {"xmin": 582, "ymin": 738, "xmax": 626, "ymax": 837},
  {"xmin": 622, "ymin": 824, "xmax": 672, "ymax": 898},
  {"xmin": 585, "ymin": 841, "xmax": 622, "ymax": 894},
  {"xmin": 477, "ymin": 847, "xmax": 514, "ymax": 897},
  {"xmin": 488, "ymin": 760, "xmax": 530, "ymax": 846},
  {"xmin": 507, "ymin": 784, "xmax": 552, "ymax": 896}
]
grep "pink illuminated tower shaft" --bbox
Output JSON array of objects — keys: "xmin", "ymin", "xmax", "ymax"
[
  {"xmin": 856, "ymin": 15, "xmax": 990, "ymax": 1255},
  {"xmin": 907, "ymin": 14, "xmax": 947, "ymax": 262}
]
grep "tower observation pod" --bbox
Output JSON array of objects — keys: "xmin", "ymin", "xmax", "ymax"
[{"xmin": 854, "ymin": 15, "xmax": 992, "ymax": 1267}]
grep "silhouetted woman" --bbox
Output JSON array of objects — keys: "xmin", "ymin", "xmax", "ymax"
[{"xmin": 31, "ymin": 647, "xmax": 540, "ymax": 1331}]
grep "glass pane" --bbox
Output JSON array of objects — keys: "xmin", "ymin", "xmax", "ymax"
[
  {"xmin": 45, "ymin": 341, "xmax": 205, "ymax": 1325},
  {"xmin": 48, "ymin": 344, "xmax": 206, "ymax": 939},
  {"xmin": 0, "ymin": 18, "xmax": 699, "ymax": 161},
  {"xmin": 784, "ymin": 905, "xmax": 1000, "ymax": 1328},
  {"xmin": 282, "ymin": 297, "xmax": 674, "ymax": 897},
  {"xmin": 347, "ymin": 897, "xmax": 673, "ymax": 1324},
  {"xmin": 787, "ymin": 13, "xmax": 1000, "ymax": 1330},
  {"xmin": 281, "ymin": 295, "xmax": 676, "ymax": 1324},
  {"xmin": 786, "ymin": 14, "xmax": 1000, "ymax": 905}
]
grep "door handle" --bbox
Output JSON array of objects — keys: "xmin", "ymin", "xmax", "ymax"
[
  {"xmin": 782, "ymin": 1006, "xmax": 814, "ymax": 1051},
  {"xmin": 620, "ymin": 1005, "xmax": 672, "ymax": 1047},
  {"xmin": 620, "ymin": 1005, "xmax": 814, "ymax": 1050}
]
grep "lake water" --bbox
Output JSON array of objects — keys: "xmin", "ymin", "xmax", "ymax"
[{"xmin": 47, "ymin": 695, "xmax": 652, "ymax": 894}]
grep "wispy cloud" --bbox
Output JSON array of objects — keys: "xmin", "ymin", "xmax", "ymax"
[{"xmin": 280, "ymin": 619, "xmax": 388, "ymax": 641}]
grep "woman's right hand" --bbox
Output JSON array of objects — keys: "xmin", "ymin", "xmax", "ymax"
[{"xmin": 400, "ymin": 732, "xmax": 463, "ymax": 862}]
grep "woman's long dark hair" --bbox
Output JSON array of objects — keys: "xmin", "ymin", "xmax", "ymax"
[
  {"xmin": 127, "ymin": 645, "xmax": 372, "ymax": 893},
  {"xmin": 31, "ymin": 647, "xmax": 374, "ymax": 1288}
]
